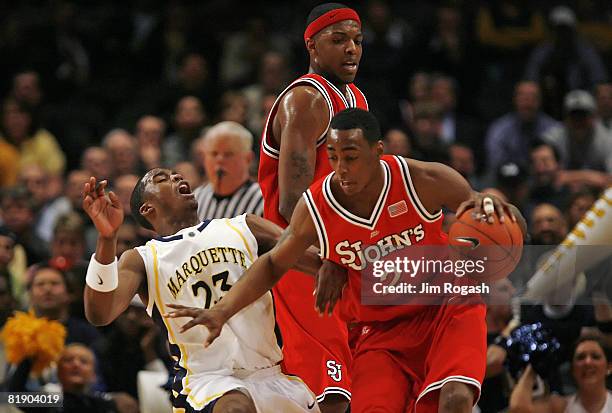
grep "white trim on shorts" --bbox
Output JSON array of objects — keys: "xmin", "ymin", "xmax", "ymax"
[
  {"xmin": 415, "ymin": 375, "xmax": 482, "ymax": 410},
  {"xmin": 316, "ymin": 386, "xmax": 352, "ymax": 403}
]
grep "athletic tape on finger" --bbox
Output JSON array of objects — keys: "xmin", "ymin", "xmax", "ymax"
[{"xmin": 483, "ymin": 197, "xmax": 495, "ymax": 215}]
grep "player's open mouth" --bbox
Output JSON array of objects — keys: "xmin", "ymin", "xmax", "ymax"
[
  {"xmin": 178, "ymin": 181, "xmax": 193, "ymax": 197},
  {"xmin": 342, "ymin": 62, "xmax": 357, "ymax": 71}
]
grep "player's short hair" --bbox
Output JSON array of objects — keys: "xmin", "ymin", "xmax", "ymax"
[
  {"xmin": 330, "ymin": 108, "xmax": 381, "ymax": 144},
  {"xmin": 306, "ymin": 3, "xmax": 351, "ymax": 26},
  {"xmin": 130, "ymin": 175, "xmax": 154, "ymax": 231}
]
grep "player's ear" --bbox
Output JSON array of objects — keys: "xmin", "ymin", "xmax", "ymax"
[
  {"xmin": 305, "ymin": 37, "xmax": 316, "ymax": 54},
  {"xmin": 375, "ymin": 140, "xmax": 384, "ymax": 156},
  {"xmin": 140, "ymin": 202, "xmax": 154, "ymax": 219}
]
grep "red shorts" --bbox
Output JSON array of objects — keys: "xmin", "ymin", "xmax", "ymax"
[
  {"xmin": 274, "ymin": 269, "xmax": 352, "ymax": 403},
  {"xmin": 350, "ymin": 302, "xmax": 487, "ymax": 413}
]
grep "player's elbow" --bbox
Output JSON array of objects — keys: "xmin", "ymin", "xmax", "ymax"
[
  {"xmin": 83, "ymin": 290, "xmax": 114, "ymax": 326},
  {"xmin": 85, "ymin": 308, "xmax": 112, "ymax": 326}
]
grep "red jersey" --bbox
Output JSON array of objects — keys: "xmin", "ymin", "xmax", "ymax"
[
  {"xmin": 304, "ymin": 155, "xmax": 450, "ymax": 323},
  {"xmin": 259, "ymin": 73, "xmax": 368, "ymax": 227}
]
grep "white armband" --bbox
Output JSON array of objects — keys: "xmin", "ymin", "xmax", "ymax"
[{"xmin": 86, "ymin": 254, "xmax": 119, "ymax": 292}]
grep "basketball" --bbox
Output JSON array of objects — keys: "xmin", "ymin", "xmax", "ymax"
[{"xmin": 449, "ymin": 208, "xmax": 523, "ymax": 281}]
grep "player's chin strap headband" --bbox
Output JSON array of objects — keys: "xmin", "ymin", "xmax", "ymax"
[{"xmin": 304, "ymin": 8, "xmax": 361, "ymax": 41}]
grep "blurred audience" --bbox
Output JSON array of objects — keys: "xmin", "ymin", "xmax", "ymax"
[
  {"xmin": 566, "ymin": 188, "xmax": 599, "ymax": 230},
  {"xmin": 449, "ymin": 143, "xmax": 482, "ymax": 190},
  {"xmin": 479, "ymin": 278, "xmax": 517, "ymax": 413},
  {"xmin": 0, "ymin": 97, "xmax": 66, "ymax": 177},
  {"xmin": 163, "ymin": 96, "xmax": 207, "ymax": 167},
  {"xmin": 242, "ymin": 51, "xmax": 290, "ymax": 134},
  {"xmin": 409, "ymin": 101, "xmax": 449, "ymax": 163},
  {"xmin": 134, "ymin": 115, "xmax": 167, "ymax": 171},
  {"xmin": 528, "ymin": 140, "xmax": 571, "ymax": 210},
  {"xmin": 383, "ymin": 128, "xmax": 412, "ymax": 158},
  {"xmin": 81, "ymin": 147, "xmax": 112, "ymax": 182},
  {"xmin": 485, "ymin": 81, "xmax": 559, "ymax": 177},
  {"xmin": 596, "ymin": 83, "xmax": 612, "ymax": 132},
  {"xmin": 525, "ymin": 6, "xmax": 608, "ymax": 118},
  {"xmin": 9, "ymin": 343, "xmax": 137, "ymax": 413},
  {"xmin": 544, "ymin": 90, "xmax": 612, "ymax": 173},
  {"xmin": 102, "ymin": 129, "xmax": 139, "ymax": 180},
  {"xmin": 112, "ymin": 175, "xmax": 140, "ymax": 219},
  {"xmin": 509, "ymin": 335, "xmax": 611, "ymax": 413},
  {"xmin": 1, "ymin": 187, "xmax": 49, "ymax": 267},
  {"xmin": 98, "ymin": 298, "xmax": 170, "ymax": 400}
]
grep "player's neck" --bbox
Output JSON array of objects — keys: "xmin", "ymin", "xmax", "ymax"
[
  {"xmin": 156, "ymin": 213, "xmax": 199, "ymax": 236},
  {"xmin": 333, "ymin": 163, "xmax": 384, "ymax": 216},
  {"xmin": 308, "ymin": 67, "xmax": 348, "ymax": 93}
]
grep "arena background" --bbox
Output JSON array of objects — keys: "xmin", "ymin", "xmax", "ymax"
[{"xmin": 0, "ymin": 1, "xmax": 611, "ymax": 412}]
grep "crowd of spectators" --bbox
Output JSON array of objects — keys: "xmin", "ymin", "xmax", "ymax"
[{"xmin": 1, "ymin": 1, "xmax": 612, "ymax": 412}]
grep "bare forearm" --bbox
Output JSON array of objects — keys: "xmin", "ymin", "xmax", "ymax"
[
  {"xmin": 85, "ymin": 236, "xmax": 138, "ymax": 326},
  {"xmin": 95, "ymin": 234, "xmax": 118, "ymax": 263},
  {"xmin": 216, "ymin": 253, "xmax": 288, "ymax": 320},
  {"xmin": 279, "ymin": 152, "xmax": 315, "ymax": 222},
  {"xmin": 84, "ymin": 287, "xmax": 121, "ymax": 326}
]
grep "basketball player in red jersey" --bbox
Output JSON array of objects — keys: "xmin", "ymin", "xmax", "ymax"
[
  {"xmin": 258, "ymin": 3, "xmax": 367, "ymax": 411},
  {"xmin": 168, "ymin": 109, "xmax": 527, "ymax": 412}
]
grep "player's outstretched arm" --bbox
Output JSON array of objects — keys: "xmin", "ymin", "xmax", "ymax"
[
  {"xmin": 277, "ymin": 86, "xmax": 329, "ymax": 222},
  {"xmin": 244, "ymin": 214, "xmax": 322, "ymax": 275},
  {"xmin": 165, "ymin": 199, "xmax": 319, "ymax": 346},
  {"xmin": 407, "ymin": 159, "xmax": 527, "ymax": 235},
  {"xmin": 82, "ymin": 177, "xmax": 145, "ymax": 326}
]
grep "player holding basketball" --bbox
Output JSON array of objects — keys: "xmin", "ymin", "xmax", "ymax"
[
  {"xmin": 82, "ymin": 169, "xmax": 323, "ymax": 413},
  {"xmin": 258, "ymin": 3, "xmax": 367, "ymax": 411},
  {"xmin": 169, "ymin": 109, "xmax": 527, "ymax": 412}
]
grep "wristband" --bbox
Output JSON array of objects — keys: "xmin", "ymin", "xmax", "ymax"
[{"xmin": 86, "ymin": 254, "xmax": 119, "ymax": 292}]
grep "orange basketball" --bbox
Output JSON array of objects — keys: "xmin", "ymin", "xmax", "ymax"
[{"xmin": 449, "ymin": 208, "xmax": 523, "ymax": 281}]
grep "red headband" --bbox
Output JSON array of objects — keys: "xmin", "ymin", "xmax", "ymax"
[{"xmin": 304, "ymin": 8, "xmax": 361, "ymax": 41}]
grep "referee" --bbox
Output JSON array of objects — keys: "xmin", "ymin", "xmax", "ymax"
[{"xmin": 194, "ymin": 121, "xmax": 264, "ymax": 219}]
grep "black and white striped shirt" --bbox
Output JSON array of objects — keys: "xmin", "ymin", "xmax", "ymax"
[{"xmin": 194, "ymin": 180, "xmax": 264, "ymax": 220}]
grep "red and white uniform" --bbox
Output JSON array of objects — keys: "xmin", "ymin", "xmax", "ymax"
[
  {"xmin": 258, "ymin": 73, "xmax": 368, "ymax": 402},
  {"xmin": 259, "ymin": 73, "xmax": 368, "ymax": 228},
  {"xmin": 303, "ymin": 155, "xmax": 487, "ymax": 413}
]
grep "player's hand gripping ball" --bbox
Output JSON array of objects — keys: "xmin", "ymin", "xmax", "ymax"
[{"xmin": 450, "ymin": 199, "xmax": 523, "ymax": 281}]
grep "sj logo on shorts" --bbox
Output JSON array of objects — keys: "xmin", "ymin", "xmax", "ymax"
[{"xmin": 326, "ymin": 360, "xmax": 342, "ymax": 382}]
